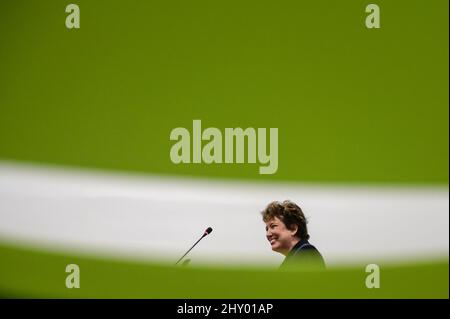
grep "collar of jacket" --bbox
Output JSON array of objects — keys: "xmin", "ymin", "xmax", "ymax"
[{"xmin": 287, "ymin": 238, "xmax": 310, "ymax": 257}]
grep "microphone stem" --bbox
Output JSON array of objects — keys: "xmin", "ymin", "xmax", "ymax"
[{"xmin": 174, "ymin": 234, "xmax": 205, "ymax": 266}]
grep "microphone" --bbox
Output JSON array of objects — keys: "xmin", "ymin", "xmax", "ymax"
[
  {"xmin": 204, "ymin": 227, "xmax": 213, "ymax": 236},
  {"xmin": 174, "ymin": 227, "xmax": 213, "ymax": 266}
]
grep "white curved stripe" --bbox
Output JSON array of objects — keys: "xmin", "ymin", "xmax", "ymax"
[{"xmin": 0, "ymin": 161, "xmax": 448, "ymax": 266}]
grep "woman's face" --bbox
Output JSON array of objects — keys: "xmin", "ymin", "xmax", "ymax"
[{"xmin": 265, "ymin": 216, "xmax": 298, "ymax": 256}]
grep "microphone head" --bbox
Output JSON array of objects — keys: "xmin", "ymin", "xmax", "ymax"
[{"xmin": 204, "ymin": 227, "xmax": 213, "ymax": 236}]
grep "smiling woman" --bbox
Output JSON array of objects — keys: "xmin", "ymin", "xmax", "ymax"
[{"xmin": 262, "ymin": 200, "xmax": 325, "ymax": 269}]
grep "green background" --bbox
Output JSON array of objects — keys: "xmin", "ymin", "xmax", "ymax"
[
  {"xmin": 0, "ymin": 0, "xmax": 448, "ymax": 184},
  {"xmin": 0, "ymin": 0, "xmax": 448, "ymax": 298}
]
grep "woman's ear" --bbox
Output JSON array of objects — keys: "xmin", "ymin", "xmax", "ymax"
[{"xmin": 290, "ymin": 224, "xmax": 298, "ymax": 237}]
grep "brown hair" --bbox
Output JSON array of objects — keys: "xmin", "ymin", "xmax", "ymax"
[{"xmin": 261, "ymin": 200, "xmax": 309, "ymax": 240}]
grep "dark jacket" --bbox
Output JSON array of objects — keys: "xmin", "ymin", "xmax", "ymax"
[{"xmin": 280, "ymin": 239, "xmax": 325, "ymax": 270}]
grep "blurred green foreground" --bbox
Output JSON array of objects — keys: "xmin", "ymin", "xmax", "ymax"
[{"xmin": 0, "ymin": 242, "xmax": 447, "ymax": 298}]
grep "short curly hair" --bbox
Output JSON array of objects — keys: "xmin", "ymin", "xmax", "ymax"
[{"xmin": 261, "ymin": 200, "xmax": 309, "ymax": 240}]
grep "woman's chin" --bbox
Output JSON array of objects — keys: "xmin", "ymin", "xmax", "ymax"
[{"xmin": 271, "ymin": 244, "xmax": 280, "ymax": 252}]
